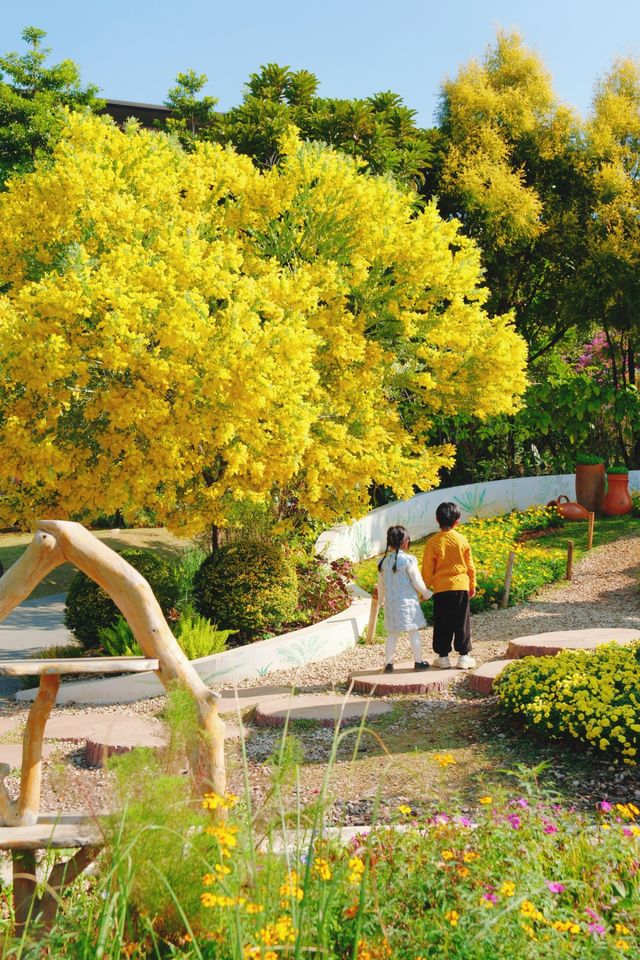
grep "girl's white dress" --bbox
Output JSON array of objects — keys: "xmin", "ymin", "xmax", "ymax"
[{"xmin": 377, "ymin": 551, "xmax": 429, "ymax": 633}]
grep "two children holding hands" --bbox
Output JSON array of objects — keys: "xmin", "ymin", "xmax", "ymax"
[{"xmin": 376, "ymin": 501, "xmax": 476, "ymax": 673}]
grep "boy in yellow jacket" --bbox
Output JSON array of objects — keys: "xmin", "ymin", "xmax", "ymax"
[{"xmin": 421, "ymin": 502, "xmax": 476, "ymax": 670}]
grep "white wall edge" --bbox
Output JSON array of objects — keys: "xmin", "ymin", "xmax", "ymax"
[
  {"xmin": 15, "ymin": 596, "xmax": 372, "ymax": 705},
  {"xmin": 315, "ymin": 471, "xmax": 640, "ymax": 561}
]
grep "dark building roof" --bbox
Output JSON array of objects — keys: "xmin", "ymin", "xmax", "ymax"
[{"xmin": 103, "ymin": 99, "xmax": 173, "ymax": 128}]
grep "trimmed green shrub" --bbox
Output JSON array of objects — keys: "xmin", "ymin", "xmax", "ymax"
[
  {"xmin": 607, "ymin": 464, "xmax": 629, "ymax": 474},
  {"xmin": 495, "ymin": 643, "xmax": 640, "ymax": 763},
  {"xmin": 64, "ymin": 548, "xmax": 179, "ymax": 650},
  {"xmin": 575, "ymin": 453, "xmax": 604, "ymax": 465},
  {"xmin": 193, "ymin": 540, "xmax": 298, "ymax": 643}
]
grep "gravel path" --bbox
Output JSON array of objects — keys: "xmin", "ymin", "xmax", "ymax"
[{"xmin": 2, "ymin": 531, "xmax": 639, "ymax": 815}]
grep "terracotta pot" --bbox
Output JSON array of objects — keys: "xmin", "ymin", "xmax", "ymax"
[
  {"xmin": 575, "ymin": 463, "xmax": 605, "ymax": 513},
  {"xmin": 553, "ymin": 495, "xmax": 590, "ymax": 521},
  {"xmin": 602, "ymin": 473, "xmax": 633, "ymax": 516}
]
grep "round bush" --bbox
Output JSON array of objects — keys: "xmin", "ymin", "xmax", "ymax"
[
  {"xmin": 495, "ymin": 643, "xmax": 640, "ymax": 763},
  {"xmin": 193, "ymin": 540, "xmax": 298, "ymax": 644},
  {"xmin": 64, "ymin": 548, "xmax": 179, "ymax": 650}
]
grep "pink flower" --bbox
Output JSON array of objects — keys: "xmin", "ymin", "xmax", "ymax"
[
  {"xmin": 587, "ymin": 923, "xmax": 606, "ymax": 936},
  {"xmin": 456, "ymin": 816, "xmax": 472, "ymax": 827},
  {"xmin": 599, "ymin": 801, "xmax": 613, "ymax": 813},
  {"xmin": 507, "ymin": 814, "xmax": 521, "ymax": 830},
  {"xmin": 483, "ymin": 892, "xmax": 498, "ymax": 903},
  {"xmin": 434, "ymin": 814, "xmax": 450, "ymax": 825},
  {"xmin": 542, "ymin": 821, "xmax": 558, "ymax": 835},
  {"xmin": 514, "ymin": 797, "xmax": 529, "ymax": 809},
  {"xmin": 547, "ymin": 882, "xmax": 566, "ymax": 894},
  {"xmin": 585, "ymin": 908, "xmax": 601, "ymax": 921}
]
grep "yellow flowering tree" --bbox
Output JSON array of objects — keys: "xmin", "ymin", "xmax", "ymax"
[{"xmin": 0, "ymin": 113, "xmax": 526, "ymax": 532}]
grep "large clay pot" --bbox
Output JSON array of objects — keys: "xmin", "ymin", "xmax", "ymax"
[
  {"xmin": 602, "ymin": 472, "xmax": 633, "ymax": 516},
  {"xmin": 553, "ymin": 495, "xmax": 590, "ymax": 521},
  {"xmin": 575, "ymin": 462, "xmax": 605, "ymax": 513}
]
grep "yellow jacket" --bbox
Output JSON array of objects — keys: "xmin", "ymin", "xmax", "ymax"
[{"xmin": 421, "ymin": 528, "xmax": 476, "ymax": 594}]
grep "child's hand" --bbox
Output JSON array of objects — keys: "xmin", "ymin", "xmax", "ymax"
[
  {"xmin": 469, "ymin": 588, "xmax": 476, "ymax": 599},
  {"xmin": 421, "ymin": 591, "xmax": 433, "ymax": 601}
]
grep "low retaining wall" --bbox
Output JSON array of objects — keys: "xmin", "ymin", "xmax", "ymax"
[
  {"xmin": 315, "ymin": 472, "xmax": 640, "ymax": 562},
  {"xmin": 15, "ymin": 589, "xmax": 372, "ymax": 705}
]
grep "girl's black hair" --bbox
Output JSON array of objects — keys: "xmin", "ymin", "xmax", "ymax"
[{"xmin": 377, "ymin": 525, "xmax": 409, "ymax": 573}]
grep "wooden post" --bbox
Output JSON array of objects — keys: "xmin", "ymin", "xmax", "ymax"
[
  {"xmin": 566, "ymin": 540, "xmax": 574, "ymax": 581},
  {"xmin": 365, "ymin": 595, "xmax": 380, "ymax": 644},
  {"xmin": 18, "ymin": 673, "xmax": 60, "ymax": 825},
  {"xmin": 12, "ymin": 850, "xmax": 37, "ymax": 932},
  {"xmin": 587, "ymin": 512, "xmax": 595, "ymax": 550},
  {"xmin": 501, "ymin": 551, "xmax": 516, "ymax": 609}
]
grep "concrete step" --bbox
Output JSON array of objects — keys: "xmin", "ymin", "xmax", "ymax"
[
  {"xmin": 507, "ymin": 627, "xmax": 640, "ymax": 659},
  {"xmin": 469, "ymin": 659, "xmax": 512, "ymax": 695},
  {"xmin": 349, "ymin": 662, "xmax": 460, "ymax": 696},
  {"xmin": 255, "ymin": 693, "xmax": 392, "ymax": 728}
]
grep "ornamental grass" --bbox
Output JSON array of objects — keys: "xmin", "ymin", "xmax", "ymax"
[{"xmin": 4, "ymin": 705, "xmax": 638, "ymax": 958}]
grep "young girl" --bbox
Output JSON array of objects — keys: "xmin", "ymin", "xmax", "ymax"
[{"xmin": 375, "ymin": 525, "xmax": 432, "ymax": 673}]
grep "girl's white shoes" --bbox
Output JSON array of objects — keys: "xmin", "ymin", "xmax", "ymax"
[{"xmin": 433, "ymin": 654, "xmax": 476, "ymax": 670}]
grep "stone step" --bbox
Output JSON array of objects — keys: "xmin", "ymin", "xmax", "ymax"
[
  {"xmin": 255, "ymin": 694, "xmax": 392, "ymax": 728},
  {"xmin": 0, "ymin": 742, "xmax": 56, "ymax": 771},
  {"xmin": 349, "ymin": 662, "xmax": 460, "ymax": 696},
  {"xmin": 469, "ymin": 660, "xmax": 512, "ymax": 695},
  {"xmin": 507, "ymin": 627, "xmax": 640, "ymax": 659},
  {"xmin": 216, "ymin": 685, "xmax": 294, "ymax": 715}
]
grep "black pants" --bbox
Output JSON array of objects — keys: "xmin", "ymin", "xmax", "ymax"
[{"xmin": 432, "ymin": 591, "xmax": 471, "ymax": 656}]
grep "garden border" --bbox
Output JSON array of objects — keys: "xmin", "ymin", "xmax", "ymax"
[
  {"xmin": 14, "ymin": 588, "xmax": 372, "ymax": 706},
  {"xmin": 315, "ymin": 472, "xmax": 640, "ymax": 561}
]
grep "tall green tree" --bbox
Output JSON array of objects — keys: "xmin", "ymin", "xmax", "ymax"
[
  {"xmin": 166, "ymin": 62, "xmax": 435, "ymax": 186},
  {"xmin": 0, "ymin": 26, "xmax": 102, "ymax": 184},
  {"xmin": 161, "ymin": 69, "xmax": 219, "ymax": 150},
  {"xmin": 433, "ymin": 31, "xmax": 589, "ymax": 359}
]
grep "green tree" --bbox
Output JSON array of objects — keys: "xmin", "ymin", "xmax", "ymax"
[
  {"xmin": 169, "ymin": 62, "xmax": 435, "ymax": 186},
  {"xmin": 0, "ymin": 26, "xmax": 102, "ymax": 184},
  {"xmin": 433, "ymin": 30, "xmax": 589, "ymax": 359},
  {"xmin": 161, "ymin": 69, "xmax": 219, "ymax": 150}
]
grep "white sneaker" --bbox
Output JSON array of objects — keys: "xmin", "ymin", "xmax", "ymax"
[
  {"xmin": 433, "ymin": 655, "xmax": 452, "ymax": 669},
  {"xmin": 457, "ymin": 655, "xmax": 476, "ymax": 670}
]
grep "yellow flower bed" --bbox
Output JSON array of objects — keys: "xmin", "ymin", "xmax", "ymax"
[{"xmin": 495, "ymin": 643, "xmax": 640, "ymax": 763}]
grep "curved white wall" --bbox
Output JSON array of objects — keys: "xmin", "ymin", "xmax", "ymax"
[{"xmin": 315, "ymin": 471, "xmax": 640, "ymax": 561}]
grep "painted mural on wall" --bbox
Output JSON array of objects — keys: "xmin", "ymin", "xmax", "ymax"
[{"xmin": 315, "ymin": 472, "xmax": 640, "ymax": 562}]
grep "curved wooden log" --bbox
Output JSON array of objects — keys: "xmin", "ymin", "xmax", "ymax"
[
  {"xmin": 37, "ymin": 521, "xmax": 225, "ymax": 796},
  {"xmin": 18, "ymin": 674, "xmax": 60, "ymax": 825},
  {"xmin": 0, "ymin": 530, "xmax": 65, "ymax": 621}
]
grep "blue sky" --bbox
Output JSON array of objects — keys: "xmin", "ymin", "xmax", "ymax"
[{"xmin": 4, "ymin": 1, "xmax": 640, "ymax": 125}]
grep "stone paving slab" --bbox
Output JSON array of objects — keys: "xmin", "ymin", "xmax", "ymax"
[
  {"xmin": 469, "ymin": 660, "xmax": 513, "ymax": 695},
  {"xmin": 0, "ymin": 742, "xmax": 56, "ymax": 771},
  {"xmin": 507, "ymin": 627, "xmax": 640, "ymax": 659},
  {"xmin": 217, "ymin": 686, "xmax": 294, "ymax": 715},
  {"xmin": 349, "ymin": 662, "xmax": 460, "ymax": 696},
  {"xmin": 255, "ymin": 694, "xmax": 392, "ymax": 728},
  {"xmin": 44, "ymin": 713, "xmax": 165, "ymax": 743}
]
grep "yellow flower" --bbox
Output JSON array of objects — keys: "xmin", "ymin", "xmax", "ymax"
[
  {"xmin": 463, "ymin": 851, "xmax": 480, "ymax": 863},
  {"xmin": 479, "ymin": 796, "xmax": 493, "ymax": 805},
  {"xmin": 500, "ymin": 881, "xmax": 515, "ymax": 896},
  {"xmin": 397, "ymin": 804, "xmax": 412, "ymax": 816},
  {"xmin": 441, "ymin": 850, "xmax": 454, "ymax": 861},
  {"xmin": 312, "ymin": 857, "xmax": 332, "ymax": 881},
  {"xmin": 445, "ymin": 909, "xmax": 460, "ymax": 926},
  {"xmin": 434, "ymin": 753, "xmax": 457, "ymax": 767}
]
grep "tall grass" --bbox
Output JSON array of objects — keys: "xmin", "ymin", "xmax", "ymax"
[{"xmin": 3, "ymin": 692, "xmax": 638, "ymax": 957}]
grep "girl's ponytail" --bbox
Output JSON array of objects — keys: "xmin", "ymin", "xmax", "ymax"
[{"xmin": 378, "ymin": 525, "xmax": 409, "ymax": 574}]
